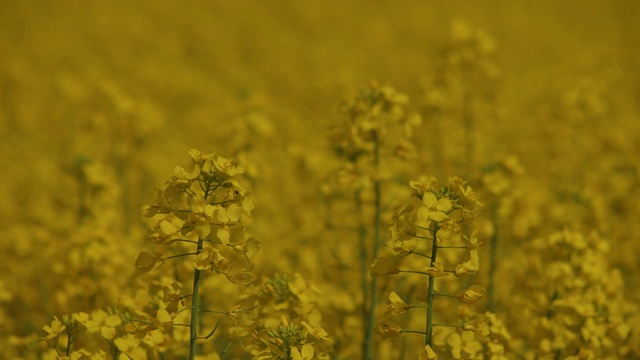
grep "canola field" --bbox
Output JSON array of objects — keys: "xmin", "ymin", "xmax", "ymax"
[{"xmin": 1, "ymin": 1, "xmax": 640, "ymax": 359}]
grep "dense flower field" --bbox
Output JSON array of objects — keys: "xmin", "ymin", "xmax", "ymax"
[{"xmin": 2, "ymin": 1, "xmax": 639, "ymax": 359}]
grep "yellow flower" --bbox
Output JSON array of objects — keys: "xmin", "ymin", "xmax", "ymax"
[
  {"xmin": 374, "ymin": 320, "xmax": 402, "ymax": 339},
  {"xmin": 409, "ymin": 177, "xmax": 437, "ymax": 195},
  {"xmin": 291, "ymin": 343, "xmax": 315, "ymax": 360},
  {"xmin": 385, "ymin": 291, "xmax": 411, "ymax": 315},
  {"xmin": 301, "ymin": 321, "xmax": 331, "ymax": 342},
  {"xmin": 43, "ymin": 316, "xmax": 66, "ymax": 340},
  {"xmin": 457, "ymin": 285, "xmax": 485, "ymax": 304},
  {"xmin": 419, "ymin": 345, "xmax": 438, "ymax": 360},
  {"xmin": 194, "ymin": 217, "xmax": 211, "ymax": 239},
  {"xmin": 72, "ymin": 312, "xmax": 90, "ymax": 326},
  {"xmin": 114, "ymin": 334, "xmax": 147, "ymax": 360},
  {"xmin": 212, "ymin": 155, "xmax": 244, "ymax": 177},
  {"xmin": 447, "ymin": 331, "xmax": 483, "ymax": 359},
  {"xmin": 194, "ymin": 247, "xmax": 229, "ymax": 272},
  {"xmin": 67, "ymin": 349, "xmax": 100, "ymax": 360},
  {"xmin": 253, "ymin": 350, "xmax": 273, "ymax": 360},
  {"xmin": 158, "ymin": 214, "xmax": 186, "ymax": 237},
  {"xmin": 454, "ymin": 249, "xmax": 479, "ymax": 277},
  {"xmin": 462, "ymin": 315, "xmax": 490, "ymax": 343},
  {"xmin": 134, "ymin": 252, "xmax": 163, "ymax": 272},
  {"xmin": 418, "ymin": 192, "xmax": 452, "ymax": 222},
  {"xmin": 151, "ymin": 307, "xmax": 174, "ymax": 331},
  {"xmin": 173, "ymin": 164, "xmax": 201, "ymax": 181},
  {"xmin": 423, "ymin": 261, "xmax": 448, "ymax": 277},
  {"xmin": 225, "ymin": 268, "xmax": 257, "ymax": 289},
  {"xmin": 370, "ymin": 257, "xmax": 400, "ymax": 276},
  {"xmin": 233, "ymin": 237, "xmax": 262, "ymax": 259},
  {"xmin": 464, "ymin": 229, "xmax": 482, "ymax": 250},
  {"xmin": 85, "ymin": 310, "xmax": 122, "ymax": 340},
  {"xmin": 162, "ymin": 282, "xmax": 184, "ymax": 314},
  {"xmin": 436, "ymin": 220, "xmax": 461, "ymax": 244}
]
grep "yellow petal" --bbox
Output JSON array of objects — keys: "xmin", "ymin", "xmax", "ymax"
[
  {"xmin": 217, "ymin": 227, "xmax": 230, "ymax": 245},
  {"xmin": 105, "ymin": 314, "xmax": 122, "ymax": 327},
  {"xmin": 437, "ymin": 197, "xmax": 452, "ymax": 211},
  {"xmin": 242, "ymin": 198, "xmax": 255, "ymax": 215},
  {"xmin": 422, "ymin": 192, "xmax": 437, "ymax": 207},
  {"xmin": 159, "ymin": 220, "xmax": 178, "ymax": 236},
  {"xmin": 101, "ymin": 326, "xmax": 116, "ymax": 340},
  {"xmin": 226, "ymin": 204, "xmax": 242, "ymax": 222},
  {"xmin": 301, "ymin": 343, "xmax": 315, "ymax": 358},
  {"xmin": 195, "ymin": 218, "xmax": 211, "ymax": 238}
]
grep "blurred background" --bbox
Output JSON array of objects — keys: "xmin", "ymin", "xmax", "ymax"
[{"xmin": 1, "ymin": 0, "xmax": 639, "ymax": 358}]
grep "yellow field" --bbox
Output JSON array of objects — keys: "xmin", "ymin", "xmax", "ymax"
[{"xmin": 1, "ymin": 1, "xmax": 639, "ymax": 359}]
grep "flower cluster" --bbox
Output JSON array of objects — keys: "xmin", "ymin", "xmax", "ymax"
[
  {"xmin": 330, "ymin": 83, "xmax": 422, "ymax": 164},
  {"xmin": 501, "ymin": 230, "xmax": 639, "ymax": 359},
  {"xmin": 373, "ymin": 176, "xmax": 511, "ymax": 358},
  {"xmin": 137, "ymin": 149, "xmax": 258, "ymax": 281},
  {"xmin": 378, "ymin": 176, "xmax": 482, "ymax": 280},
  {"xmin": 321, "ymin": 83, "xmax": 423, "ymax": 359},
  {"xmin": 246, "ymin": 273, "xmax": 333, "ymax": 359},
  {"xmin": 135, "ymin": 150, "xmax": 260, "ymax": 358}
]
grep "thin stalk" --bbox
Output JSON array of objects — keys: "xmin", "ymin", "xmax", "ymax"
[
  {"xmin": 65, "ymin": 329, "xmax": 72, "ymax": 356},
  {"xmin": 426, "ymin": 223, "xmax": 439, "ymax": 346},
  {"xmin": 400, "ymin": 330, "xmax": 427, "ymax": 336},
  {"xmin": 487, "ymin": 201, "xmax": 498, "ymax": 312},
  {"xmin": 357, "ymin": 190, "xmax": 370, "ymax": 358},
  {"xmin": 463, "ymin": 89, "xmax": 474, "ymax": 176},
  {"xmin": 189, "ymin": 181, "xmax": 212, "ymax": 359},
  {"xmin": 364, "ymin": 132, "xmax": 382, "ymax": 359},
  {"xmin": 189, "ymin": 238, "xmax": 203, "ymax": 359}
]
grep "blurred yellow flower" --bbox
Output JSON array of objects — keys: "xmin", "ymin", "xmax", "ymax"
[
  {"xmin": 385, "ymin": 291, "xmax": 411, "ymax": 315},
  {"xmin": 194, "ymin": 246, "xmax": 229, "ymax": 272},
  {"xmin": 374, "ymin": 320, "xmax": 402, "ymax": 339},
  {"xmin": 43, "ymin": 317, "xmax": 65, "ymax": 340},
  {"xmin": 85, "ymin": 310, "xmax": 122, "ymax": 340},
  {"xmin": 423, "ymin": 262, "xmax": 448, "ymax": 277},
  {"xmin": 291, "ymin": 343, "xmax": 315, "ymax": 360},
  {"xmin": 370, "ymin": 257, "xmax": 400, "ymax": 276},
  {"xmin": 114, "ymin": 334, "xmax": 147, "ymax": 360},
  {"xmin": 134, "ymin": 251, "xmax": 163, "ymax": 272},
  {"xmin": 447, "ymin": 331, "xmax": 483, "ymax": 359},
  {"xmin": 454, "ymin": 249, "xmax": 480, "ymax": 277},
  {"xmin": 419, "ymin": 345, "xmax": 438, "ymax": 360},
  {"xmin": 301, "ymin": 321, "xmax": 331, "ymax": 342},
  {"xmin": 457, "ymin": 285, "xmax": 485, "ymax": 304}
]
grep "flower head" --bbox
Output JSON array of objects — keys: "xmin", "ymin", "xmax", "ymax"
[
  {"xmin": 418, "ymin": 192, "xmax": 452, "ymax": 222},
  {"xmin": 385, "ymin": 291, "xmax": 411, "ymax": 315},
  {"xmin": 374, "ymin": 320, "xmax": 402, "ymax": 339}
]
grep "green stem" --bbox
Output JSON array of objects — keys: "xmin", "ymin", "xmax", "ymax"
[
  {"xmin": 189, "ymin": 238, "xmax": 203, "ymax": 359},
  {"xmin": 189, "ymin": 181, "xmax": 213, "ymax": 360},
  {"xmin": 364, "ymin": 131, "xmax": 382, "ymax": 360},
  {"xmin": 463, "ymin": 83, "xmax": 474, "ymax": 177},
  {"xmin": 487, "ymin": 201, "xmax": 498, "ymax": 312},
  {"xmin": 406, "ymin": 250, "xmax": 432, "ymax": 259},
  {"xmin": 65, "ymin": 329, "xmax": 72, "ymax": 356},
  {"xmin": 357, "ymin": 190, "xmax": 370, "ymax": 359},
  {"xmin": 426, "ymin": 223, "xmax": 439, "ymax": 346},
  {"xmin": 400, "ymin": 330, "xmax": 427, "ymax": 336},
  {"xmin": 399, "ymin": 269, "xmax": 432, "ymax": 276}
]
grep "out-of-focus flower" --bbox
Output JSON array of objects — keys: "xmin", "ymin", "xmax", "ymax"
[
  {"xmin": 385, "ymin": 292, "xmax": 411, "ymax": 315},
  {"xmin": 370, "ymin": 257, "xmax": 400, "ymax": 276}
]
